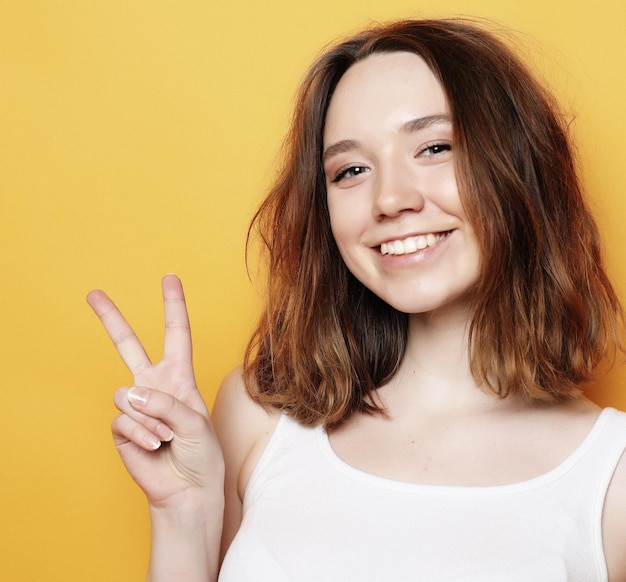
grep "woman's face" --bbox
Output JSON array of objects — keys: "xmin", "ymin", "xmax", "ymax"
[{"xmin": 323, "ymin": 51, "xmax": 481, "ymax": 317}]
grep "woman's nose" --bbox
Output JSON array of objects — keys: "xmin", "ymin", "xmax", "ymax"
[{"xmin": 372, "ymin": 160, "xmax": 425, "ymax": 220}]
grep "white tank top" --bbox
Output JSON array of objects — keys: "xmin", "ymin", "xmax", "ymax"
[{"xmin": 219, "ymin": 407, "xmax": 626, "ymax": 581}]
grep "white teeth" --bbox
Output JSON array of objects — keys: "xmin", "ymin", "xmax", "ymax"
[
  {"xmin": 404, "ymin": 237, "xmax": 418, "ymax": 253},
  {"xmin": 380, "ymin": 232, "xmax": 448, "ymax": 256}
]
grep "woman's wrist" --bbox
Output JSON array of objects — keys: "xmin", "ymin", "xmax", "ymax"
[{"xmin": 147, "ymin": 487, "xmax": 225, "ymax": 582}]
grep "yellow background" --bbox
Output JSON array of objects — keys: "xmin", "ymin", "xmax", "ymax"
[{"xmin": 1, "ymin": 0, "xmax": 624, "ymax": 579}]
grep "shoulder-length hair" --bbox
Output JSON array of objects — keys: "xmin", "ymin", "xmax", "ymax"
[{"xmin": 243, "ymin": 18, "xmax": 623, "ymax": 428}]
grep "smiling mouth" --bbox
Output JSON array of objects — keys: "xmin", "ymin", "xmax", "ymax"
[{"xmin": 379, "ymin": 231, "xmax": 451, "ymax": 256}]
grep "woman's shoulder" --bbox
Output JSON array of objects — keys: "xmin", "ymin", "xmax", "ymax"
[
  {"xmin": 212, "ymin": 367, "xmax": 282, "ymax": 558},
  {"xmin": 213, "ymin": 366, "xmax": 277, "ymax": 424},
  {"xmin": 603, "ymin": 442, "xmax": 626, "ymax": 580},
  {"xmin": 565, "ymin": 401, "xmax": 626, "ymax": 580},
  {"xmin": 212, "ymin": 367, "xmax": 281, "ymax": 495},
  {"xmin": 598, "ymin": 405, "xmax": 626, "ymax": 581}
]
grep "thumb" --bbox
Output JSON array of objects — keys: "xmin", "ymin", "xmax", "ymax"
[{"xmin": 125, "ymin": 386, "xmax": 209, "ymax": 437}]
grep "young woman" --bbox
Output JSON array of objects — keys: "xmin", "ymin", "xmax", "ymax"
[{"xmin": 88, "ymin": 19, "xmax": 626, "ymax": 581}]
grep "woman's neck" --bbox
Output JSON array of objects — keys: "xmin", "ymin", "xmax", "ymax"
[{"xmin": 386, "ymin": 306, "xmax": 506, "ymax": 414}]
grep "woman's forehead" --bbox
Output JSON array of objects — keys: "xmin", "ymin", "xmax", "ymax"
[{"xmin": 324, "ymin": 52, "xmax": 449, "ymax": 144}]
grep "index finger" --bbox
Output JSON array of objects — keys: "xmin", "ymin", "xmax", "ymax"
[
  {"xmin": 161, "ymin": 274, "xmax": 193, "ymax": 363},
  {"xmin": 86, "ymin": 289, "xmax": 152, "ymax": 375}
]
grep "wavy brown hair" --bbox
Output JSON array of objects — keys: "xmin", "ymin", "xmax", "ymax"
[{"xmin": 243, "ymin": 18, "xmax": 623, "ymax": 428}]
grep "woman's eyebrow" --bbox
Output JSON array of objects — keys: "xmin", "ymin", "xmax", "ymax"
[
  {"xmin": 323, "ymin": 114, "xmax": 452, "ymax": 163},
  {"xmin": 400, "ymin": 114, "xmax": 452, "ymax": 134},
  {"xmin": 322, "ymin": 139, "xmax": 359, "ymax": 163}
]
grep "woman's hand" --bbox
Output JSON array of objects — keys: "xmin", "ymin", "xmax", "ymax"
[{"xmin": 87, "ymin": 274, "xmax": 224, "ymax": 507}]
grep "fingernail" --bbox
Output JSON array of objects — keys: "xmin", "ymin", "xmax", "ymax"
[
  {"xmin": 128, "ymin": 386, "xmax": 149, "ymax": 407},
  {"xmin": 156, "ymin": 423, "xmax": 174, "ymax": 442},
  {"xmin": 144, "ymin": 435, "xmax": 161, "ymax": 450}
]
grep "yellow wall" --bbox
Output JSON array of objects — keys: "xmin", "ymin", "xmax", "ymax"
[{"xmin": 1, "ymin": 0, "xmax": 624, "ymax": 579}]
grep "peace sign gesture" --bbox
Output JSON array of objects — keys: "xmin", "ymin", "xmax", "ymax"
[{"xmin": 87, "ymin": 275, "xmax": 224, "ymax": 506}]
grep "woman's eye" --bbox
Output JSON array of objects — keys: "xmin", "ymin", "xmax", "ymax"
[
  {"xmin": 331, "ymin": 165, "xmax": 370, "ymax": 183},
  {"xmin": 419, "ymin": 143, "xmax": 452, "ymax": 157}
]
